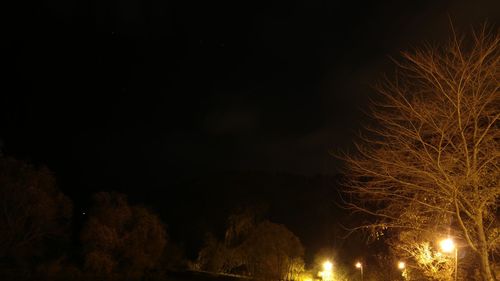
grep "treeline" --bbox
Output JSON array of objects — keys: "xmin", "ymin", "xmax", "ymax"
[
  {"xmin": 193, "ymin": 206, "xmax": 305, "ymax": 280},
  {"xmin": 0, "ymin": 156, "xmax": 183, "ymax": 281},
  {"xmin": 0, "ymin": 156, "xmax": 307, "ymax": 281}
]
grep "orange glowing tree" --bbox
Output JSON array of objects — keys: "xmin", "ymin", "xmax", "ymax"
[{"xmin": 342, "ymin": 26, "xmax": 499, "ymax": 281}]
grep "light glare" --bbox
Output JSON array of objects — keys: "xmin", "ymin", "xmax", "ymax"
[
  {"xmin": 440, "ymin": 238, "xmax": 455, "ymax": 253},
  {"xmin": 323, "ymin": 261, "xmax": 333, "ymax": 271},
  {"xmin": 398, "ymin": 261, "xmax": 405, "ymax": 269}
]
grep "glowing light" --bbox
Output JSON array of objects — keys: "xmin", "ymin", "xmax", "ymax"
[
  {"xmin": 398, "ymin": 261, "xmax": 405, "ymax": 270},
  {"xmin": 300, "ymin": 273, "xmax": 313, "ymax": 281},
  {"xmin": 323, "ymin": 261, "xmax": 333, "ymax": 271},
  {"xmin": 355, "ymin": 261, "xmax": 362, "ymax": 268},
  {"xmin": 439, "ymin": 238, "xmax": 455, "ymax": 253}
]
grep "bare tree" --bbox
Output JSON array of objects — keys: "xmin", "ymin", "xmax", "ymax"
[{"xmin": 342, "ymin": 26, "xmax": 499, "ymax": 281}]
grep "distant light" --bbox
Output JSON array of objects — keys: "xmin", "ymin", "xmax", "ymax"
[
  {"xmin": 355, "ymin": 262, "xmax": 362, "ymax": 268},
  {"xmin": 398, "ymin": 261, "xmax": 405, "ymax": 270},
  {"xmin": 82, "ymin": 212, "xmax": 86, "ymax": 215},
  {"xmin": 323, "ymin": 261, "xmax": 333, "ymax": 271},
  {"xmin": 439, "ymin": 238, "xmax": 455, "ymax": 253}
]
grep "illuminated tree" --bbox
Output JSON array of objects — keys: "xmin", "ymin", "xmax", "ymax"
[
  {"xmin": 81, "ymin": 192, "xmax": 167, "ymax": 281},
  {"xmin": 195, "ymin": 233, "xmax": 232, "ymax": 273},
  {"xmin": 390, "ymin": 231, "xmax": 455, "ymax": 281},
  {"xmin": 240, "ymin": 220, "xmax": 305, "ymax": 280},
  {"xmin": 0, "ymin": 157, "xmax": 72, "ymax": 279},
  {"xmin": 342, "ymin": 27, "xmax": 499, "ymax": 281},
  {"xmin": 196, "ymin": 207, "xmax": 305, "ymax": 280},
  {"xmin": 196, "ymin": 206, "xmax": 263, "ymax": 274}
]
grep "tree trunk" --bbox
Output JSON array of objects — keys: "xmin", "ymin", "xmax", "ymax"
[
  {"xmin": 478, "ymin": 245, "xmax": 494, "ymax": 281},
  {"xmin": 477, "ymin": 217, "xmax": 495, "ymax": 281}
]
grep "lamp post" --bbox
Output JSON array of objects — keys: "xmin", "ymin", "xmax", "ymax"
[
  {"xmin": 439, "ymin": 238, "xmax": 457, "ymax": 281},
  {"xmin": 396, "ymin": 261, "xmax": 406, "ymax": 280},
  {"xmin": 355, "ymin": 262, "xmax": 364, "ymax": 281},
  {"xmin": 322, "ymin": 261, "xmax": 333, "ymax": 281}
]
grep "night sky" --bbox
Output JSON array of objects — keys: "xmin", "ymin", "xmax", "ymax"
[{"xmin": 4, "ymin": 0, "xmax": 499, "ymax": 260}]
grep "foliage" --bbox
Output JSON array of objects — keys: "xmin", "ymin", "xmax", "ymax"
[
  {"xmin": 159, "ymin": 239, "xmax": 187, "ymax": 271},
  {"xmin": 392, "ymin": 231, "xmax": 454, "ymax": 281},
  {"xmin": 35, "ymin": 258, "xmax": 83, "ymax": 281},
  {"xmin": 369, "ymin": 252, "xmax": 403, "ymax": 281},
  {"xmin": 240, "ymin": 220, "xmax": 305, "ymax": 280},
  {"xmin": 224, "ymin": 205, "xmax": 266, "ymax": 247},
  {"xmin": 0, "ymin": 157, "xmax": 72, "ymax": 280},
  {"xmin": 81, "ymin": 192, "xmax": 167, "ymax": 281},
  {"xmin": 342, "ymin": 26, "xmax": 499, "ymax": 281},
  {"xmin": 196, "ymin": 207, "xmax": 305, "ymax": 280},
  {"xmin": 196, "ymin": 233, "xmax": 233, "ymax": 273}
]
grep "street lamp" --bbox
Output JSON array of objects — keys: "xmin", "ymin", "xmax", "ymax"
[
  {"xmin": 397, "ymin": 261, "xmax": 405, "ymax": 270},
  {"xmin": 397, "ymin": 261, "xmax": 406, "ymax": 281},
  {"xmin": 439, "ymin": 238, "xmax": 457, "ymax": 281},
  {"xmin": 323, "ymin": 261, "xmax": 333, "ymax": 271},
  {"xmin": 355, "ymin": 262, "xmax": 364, "ymax": 281},
  {"xmin": 321, "ymin": 261, "xmax": 333, "ymax": 281}
]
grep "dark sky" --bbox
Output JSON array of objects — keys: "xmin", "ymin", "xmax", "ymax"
[{"xmin": 3, "ymin": 0, "xmax": 499, "ymax": 259}]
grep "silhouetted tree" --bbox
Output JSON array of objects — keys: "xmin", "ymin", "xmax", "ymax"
[
  {"xmin": 81, "ymin": 192, "xmax": 167, "ymax": 281},
  {"xmin": 342, "ymin": 26, "xmax": 499, "ymax": 281},
  {"xmin": 196, "ymin": 232, "xmax": 231, "ymax": 273},
  {"xmin": 160, "ymin": 239, "xmax": 187, "ymax": 271},
  {"xmin": 196, "ymin": 207, "xmax": 305, "ymax": 280},
  {"xmin": 196, "ymin": 205, "xmax": 267, "ymax": 274},
  {"xmin": 0, "ymin": 157, "xmax": 72, "ymax": 280},
  {"xmin": 224, "ymin": 205, "xmax": 266, "ymax": 247},
  {"xmin": 35, "ymin": 257, "xmax": 83, "ymax": 281}
]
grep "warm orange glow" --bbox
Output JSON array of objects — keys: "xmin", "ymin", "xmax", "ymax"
[
  {"xmin": 323, "ymin": 261, "xmax": 333, "ymax": 271},
  {"xmin": 355, "ymin": 261, "xmax": 362, "ymax": 268},
  {"xmin": 439, "ymin": 238, "xmax": 455, "ymax": 253},
  {"xmin": 398, "ymin": 261, "xmax": 405, "ymax": 270},
  {"xmin": 300, "ymin": 273, "xmax": 313, "ymax": 281}
]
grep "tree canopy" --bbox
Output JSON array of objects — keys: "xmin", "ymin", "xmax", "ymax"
[
  {"xmin": 0, "ymin": 157, "xmax": 72, "ymax": 280},
  {"xmin": 81, "ymin": 192, "xmax": 167, "ymax": 281},
  {"xmin": 343, "ymin": 27, "xmax": 499, "ymax": 281},
  {"xmin": 196, "ymin": 207, "xmax": 305, "ymax": 280}
]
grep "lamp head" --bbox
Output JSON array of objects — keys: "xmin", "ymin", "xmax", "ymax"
[
  {"xmin": 439, "ymin": 238, "xmax": 455, "ymax": 253},
  {"xmin": 398, "ymin": 261, "xmax": 405, "ymax": 270}
]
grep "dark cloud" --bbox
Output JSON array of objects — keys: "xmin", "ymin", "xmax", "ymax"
[{"xmin": 203, "ymin": 94, "xmax": 261, "ymax": 136}]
